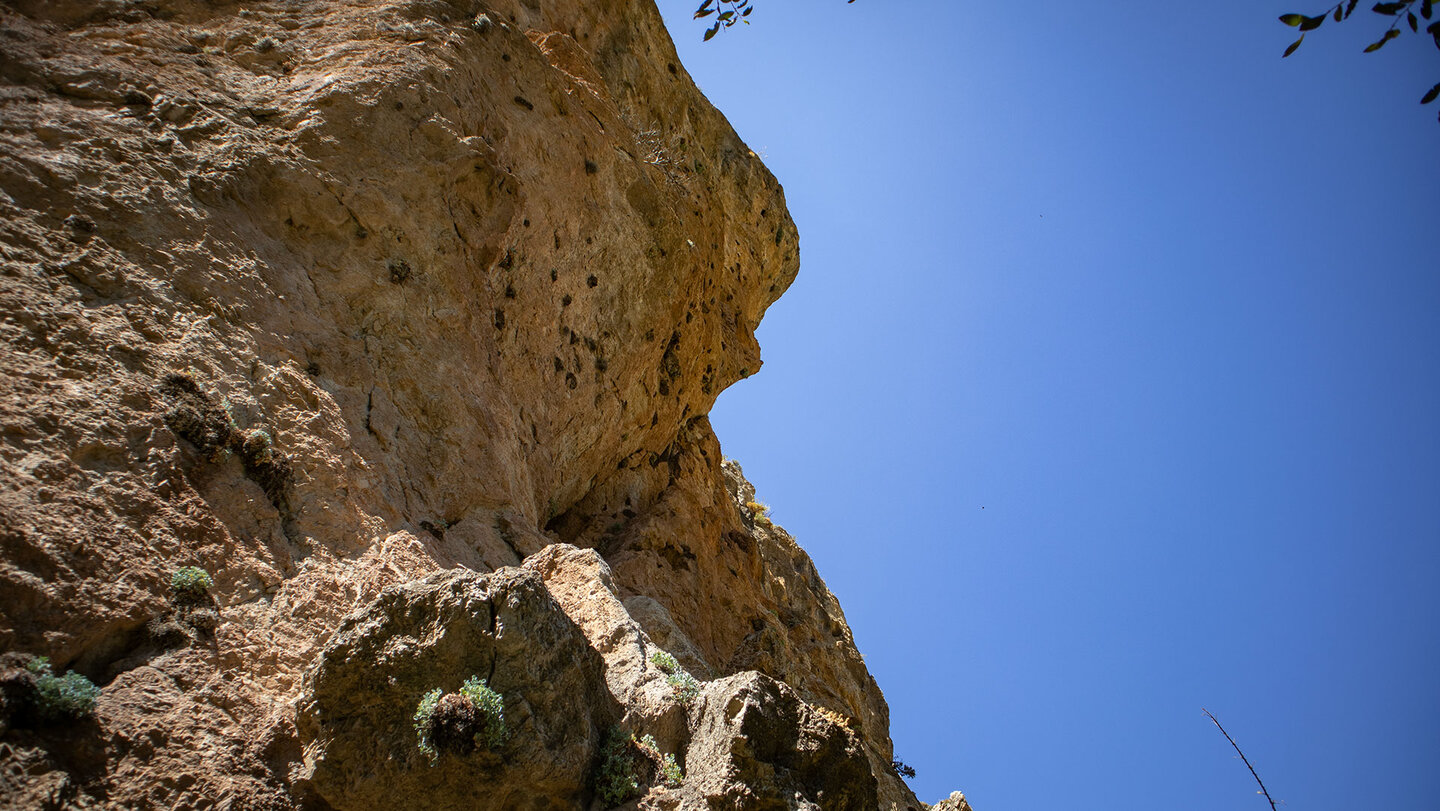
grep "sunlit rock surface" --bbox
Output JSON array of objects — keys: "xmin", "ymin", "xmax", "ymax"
[{"xmin": 0, "ymin": 0, "xmax": 955, "ymax": 807}]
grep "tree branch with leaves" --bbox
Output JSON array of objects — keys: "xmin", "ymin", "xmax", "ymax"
[
  {"xmin": 692, "ymin": 0, "xmax": 753, "ymax": 41},
  {"xmin": 1279, "ymin": 0, "xmax": 1440, "ymax": 119},
  {"xmin": 691, "ymin": 0, "xmax": 857, "ymax": 41}
]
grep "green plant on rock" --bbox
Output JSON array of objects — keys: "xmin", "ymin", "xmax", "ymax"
[
  {"xmin": 26, "ymin": 656, "xmax": 99, "ymax": 722},
  {"xmin": 650, "ymin": 649, "xmax": 680, "ymax": 673},
  {"xmin": 414, "ymin": 676, "xmax": 506, "ymax": 762},
  {"xmin": 458, "ymin": 677, "xmax": 506, "ymax": 748},
  {"xmin": 660, "ymin": 751, "xmax": 683, "ymax": 788},
  {"xmin": 171, "ymin": 566, "xmax": 213, "ymax": 605},
  {"xmin": 414, "ymin": 688, "xmax": 444, "ymax": 760},
  {"xmin": 744, "ymin": 500, "xmax": 773, "ymax": 528},
  {"xmin": 637, "ymin": 734, "xmax": 684, "ymax": 789},
  {"xmin": 595, "ymin": 726, "xmax": 684, "ymax": 807},
  {"xmin": 649, "ymin": 649, "xmax": 701, "ymax": 708},
  {"xmin": 596, "ymin": 726, "xmax": 642, "ymax": 806}
]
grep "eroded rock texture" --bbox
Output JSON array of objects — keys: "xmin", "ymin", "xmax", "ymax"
[
  {"xmin": 298, "ymin": 566, "xmax": 612, "ymax": 810},
  {"xmin": 0, "ymin": 0, "xmax": 948, "ymax": 808},
  {"xmin": 684, "ymin": 672, "xmax": 878, "ymax": 811}
]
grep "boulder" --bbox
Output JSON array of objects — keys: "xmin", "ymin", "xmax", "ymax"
[
  {"xmin": 682, "ymin": 672, "xmax": 877, "ymax": 811},
  {"xmin": 296, "ymin": 567, "xmax": 615, "ymax": 810}
]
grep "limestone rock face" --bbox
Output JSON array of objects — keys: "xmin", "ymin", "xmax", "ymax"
[
  {"xmin": 0, "ymin": 0, "xmax": 957, "ymax": 808},
  {"xmin": 523, "ymin": 543, "xmax": 689, "ymax": 749}
]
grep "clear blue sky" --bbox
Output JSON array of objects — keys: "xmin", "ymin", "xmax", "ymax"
[{"xmin": 657, "ymin": 2, "xmax": 1440, "ymax": 809}]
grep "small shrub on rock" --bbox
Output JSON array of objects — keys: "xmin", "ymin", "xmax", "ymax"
[
  {"xmin": 414, "ymin": 676, "xmax": 505, "ymax": 761},
  {"xmin": 414, "ymin": 688, "xmax": 442, "ymax": 759},
  {"xmin": 457, "ymin": 677, "xmax": 506, "ymax": 747},
  {"xmin": 744, "ymin": 500, "xmax": 773, "ymax": 528},
  {"xmin": 171, "ymin": 566, "xmax": 213, "ymax": 605},
  {"xmin": 649, "ymin": 649, "xmax": 700, "ymax": 707},
  {"xmin": 26, "ymin": 657, "xmax": 99, "ymax": 722},
  {"xmin": 595, "ymin": 727, "xmax": 642, "ymax": 806},
  {"xmin": 637, "ymin": 734, "xmax": 684, "ymax": 789},
  {"xmin": 660, "ymin": 751, "xmax": 683, "ymax": 788},
  {"xmin": 595, "ymin": 726, "xmax": 684, "ymax": 807},
  {"xmin": 649, "ymin": 650, "xmax": 679, "ymax": 673}
]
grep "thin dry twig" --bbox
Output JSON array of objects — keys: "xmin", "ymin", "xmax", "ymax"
[{"xmin": 1203, "ymin": 708, "xmax": 1278, "ymax": 811}]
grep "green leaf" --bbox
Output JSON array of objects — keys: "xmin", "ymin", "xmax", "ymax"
[
  {"xmin": 1422, "ymin": 81, "xmax": 1440, "ymax": 104},
  {"xmin": 1364, "ymin": 28, "xmax": 1401, "ymax": 50},
  {"xmin": 694, "ymin": 7, "xmax": 715, "ymax": 17},
  {"xmin": 717, "ymin": 10, "xmax": 733, "ymax": 21},
  {"xmin": 742, "ymin": 6, "xmax": 753, "ymax": 15},
  {"xmin": 1299, "ymin": 13, "xmax": 1327, "ymax": 29},
  {"xmin": 1372, "ymin": 2, "xmax": 1406, "ymax": 13},
  {"xmin": 703, "ymin": 21, "xmax": 719, "ymax": 40},
  {"xmin": 1346, "ymin": 0, "xmax": 1360, "ymax": 18},
  {"xmin": 1424, "ymin": 0, "xmax": 1433, "ymax": 20},
  {"xmin": 1334, "ymin": 5, "xmax": 1344, "ymax": 21},
  {"xmin": 1412, "ymin": 11, "xmax": 1421, "ymax": 28},
  {"xmin": 1284, "ymin": 33, "xmax": 1305, "ymax": 56},
  {"xmin": 1279, "ymin": 12, "xmax": 1305, "ymax": 25}
]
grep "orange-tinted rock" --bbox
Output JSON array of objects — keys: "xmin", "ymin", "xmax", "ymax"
[{"xmin": 0, "ymin": 0, "xmax": 950, "ymax": 808}]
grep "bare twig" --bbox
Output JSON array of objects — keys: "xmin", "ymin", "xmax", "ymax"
[{"xmin": 1203, "ymin": 708, "xmax": 1278, "ymax": 811}]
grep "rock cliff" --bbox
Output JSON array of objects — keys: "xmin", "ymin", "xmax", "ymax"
[{"xmin": 0, "ymin": 0, "xmax": 961, "ymax": 808}]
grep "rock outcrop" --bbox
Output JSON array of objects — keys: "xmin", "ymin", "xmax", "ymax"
[
  {"xmin": 930, "ymin": 793, "xmax": 976, "ymax": 811},
  {"xmin": 684, "ymin": 671, "xmax": 878, "ymax": 811},
  {"xmin": 297, "ymin": 566, "xmax": 613, "ymax": 810},
  {"xmin": 0, "ymin": 0, "xmax": 956, "ymax": 808}
]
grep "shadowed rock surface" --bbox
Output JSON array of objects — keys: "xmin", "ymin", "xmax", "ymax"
[{"xmin": 681, "ymin": 672, "xmax": 878, "ymax": 811}]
